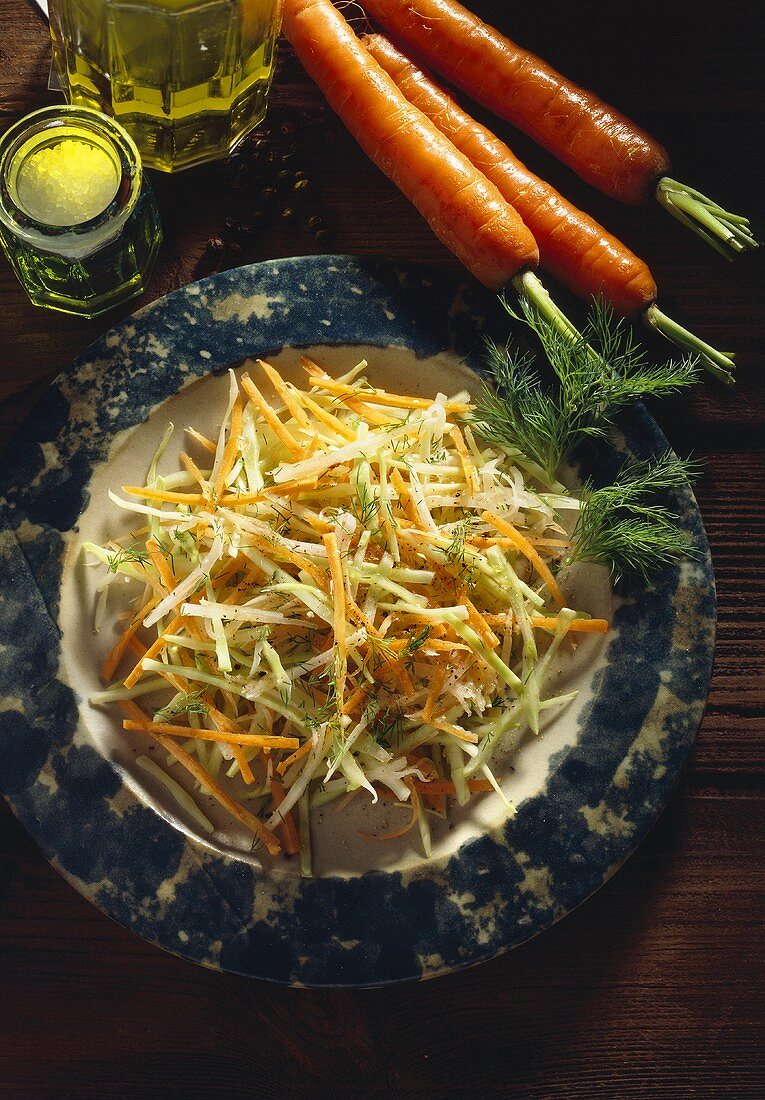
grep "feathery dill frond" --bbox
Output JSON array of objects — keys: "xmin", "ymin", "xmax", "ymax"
[
  {"xmin": 472, "ymin": 298, "xmax": 700, "ymax": 480},
  {"xmin": 568, "ymin": 454, "xmax": 702, "ymax": 582}
]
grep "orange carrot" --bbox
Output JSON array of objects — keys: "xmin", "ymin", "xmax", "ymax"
[
  {"xmin": 123, "ymin": 613, "xmax": 183, "ymax": 689},
  {"xmin": 361, "ymin": 0, "xmax": 667, "ymax": 205},
  {"xmin": 100, "ymin": 590, "xmax": 168, "ymax": 683},
  {"xmin": 122, "ymin": 719, "xmax": 300, "ymax": 749},
  {"xmin": 281, "ymin": 0, "xmax": 539, "ymax": 290},
  {"xmin": 270, "ymin": 779, "xmax": 301, "ymax": 856},
  {"xmin": 361, "ymin": 0, "xmax": 756, "ymax": 261},
  {"xmin": 118, "ymin": 702, "xmax": 280, "ymax": 855},
  {"xmin": 481, "ymin": 510, "xmax": 565, "ymax": 608},
  {"xmin": 364, "ymin": 34, "xmax": 657, "ymax": 321}
]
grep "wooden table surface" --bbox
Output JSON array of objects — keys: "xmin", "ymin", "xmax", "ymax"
[{"xmin": 1, "ymin": 2, "xmax": 763, "ymax": 1096}]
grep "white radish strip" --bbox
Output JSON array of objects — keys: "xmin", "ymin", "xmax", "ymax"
[
  {"xmin": 288, "ymin": 631, "xmax": 365, "ymax": 679},
  {"xmin": 273, "ymin": 422, "xmax": 411, "ymax": 484},
  {"xmin": 180, "ymin": 602, "xmax": 303, "ymax": 626},
  {"xmin": 107, "ymin": 490, "xmax": 197, "ymax": 523},
  {"xmin": 143, "ymin": 534, "xmax": 223, "ymax": 628},
  {"xmin": 324, "ymin": 712, "xmax": 370, "ymax": 783},
  {"xmin": 240, "ymin": 403, "xmax": 264, "ymax": 492},
  {"xmin": 406, "ymin": 466, "xmax": 438, "ymax": 531},
  {"xmin": 349, "ymin": 529, "xmax": 371, "ymax": 600},
  {"xmin": 265, "ymin": 730, "xmax": 326, "ymax": 830},
  {"xmin": 210, "ymin": 370, "xmax": 240, "ymax": 490}
]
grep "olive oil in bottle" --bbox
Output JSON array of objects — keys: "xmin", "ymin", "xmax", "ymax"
[{"xmin": 48, "ymin": 0, "xmax": 282, "ymax": 172}]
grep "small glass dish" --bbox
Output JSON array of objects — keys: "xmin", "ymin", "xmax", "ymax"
[{"xmin": 0, "ymin": 105, "xmax": 162, "ymax": 318}]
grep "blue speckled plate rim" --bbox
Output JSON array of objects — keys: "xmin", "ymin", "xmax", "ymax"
[{"xmin": 0, "ymin": 256, "xmax": 715, "ymax": 987}]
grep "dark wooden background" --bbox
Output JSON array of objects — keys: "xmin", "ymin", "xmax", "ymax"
[{"xmin": 1, "ymin": 2, "xmax": 763, "ymax": 1096}]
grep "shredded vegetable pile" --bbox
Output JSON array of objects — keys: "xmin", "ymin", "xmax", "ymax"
[{"xmin": 86, "ymin": 357, "xmax": 608, "ymax": 873}]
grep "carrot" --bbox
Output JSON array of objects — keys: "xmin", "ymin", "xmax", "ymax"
[
  {"xmin": 361, "ymin": 33, "xmax": 738, "ymax": 380},
  {"xmin": 118, "ymin": 702, "xmax": 280, "ymax": 855},
  {"xmin": 364, "ymin": 34, "xmax": 655, "ymax": 321},
  {"xmin": 100, "ymin": 591, "xmax": 163, "ymax": 682},
  {"xmin": 122, "ymin": 719, "xmax": 299, "ymax": 749},
  {"xmin": 281, "ymin": 0, "xmax": 539, "ymax": 291},
  {"xmin": 270, "ymin": 779, "xmax": 301, "ymax": 856},
  {"xmin": 360, "ymin": 0, "xmax": 756, "ymax": 260},
  {"xmin": 481, "ymin": 510, "xmax": 565, "ymax": 608}
]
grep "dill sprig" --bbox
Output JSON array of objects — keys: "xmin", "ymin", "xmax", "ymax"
[
  {"xmin": 473, "ymin": 298, "xmax": 699, "ymax": 479},
  {"xmin": 568, "ymin": 454, "xmax": 702, "ymax": 582},
  {"xmin": 108, "ymin": 542, "xmax": 150, "ymax": 573},
  {"xmin": 404, "ymin": 626, "xmax": 431, "ymax": 657},
  {"xmin": 155, "ymin": 690, "xmax": 208, "ymax": 723}
]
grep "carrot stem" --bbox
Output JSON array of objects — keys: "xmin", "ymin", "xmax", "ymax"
[
  {"xmin": 511, "ymin": 269, "xmax": 582, "ymax": 345},
  {"xmin": 643, "ymin": 304, "xmax": 735, "ymax": 386},
  {"xmin": 656, "ymin": 176, "xmax": 758, "ymax": 261}
]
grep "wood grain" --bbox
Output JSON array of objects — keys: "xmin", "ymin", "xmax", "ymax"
[{"xmin": 0, "ymin": 0, "xmax": 763, "ymax": 1096}]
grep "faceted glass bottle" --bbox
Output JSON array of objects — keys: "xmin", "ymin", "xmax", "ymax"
[
  {"xmin": 48, "ymin": 0, "xmax": 283, "ymax": 172},
  {"xmin": 0, "ymin": 106, "xmax": 162, "ymax": 317}
]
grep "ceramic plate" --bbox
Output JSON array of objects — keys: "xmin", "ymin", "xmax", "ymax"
[{"xmin": 0, "ymin": 256, "xmax": 715, "ymax": 986}]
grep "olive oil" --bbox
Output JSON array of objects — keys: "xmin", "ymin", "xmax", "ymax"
[
  {"xmin": 0, "ymin": 107, "xmax": 161, "ymax": 316},
  {"xmin": 48, "ymin": 0, "xmax": 282, "ymax": 172}
]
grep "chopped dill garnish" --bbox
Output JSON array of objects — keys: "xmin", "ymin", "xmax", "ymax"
[
  {"xmin": 155, "ymin": 690, "xmax": 208, "ymax": 723},
  {"xmin": 108, "ymin": 543, "xmax": 150, "ymax": 573},
  {"xmin": 367, "ymin": 702, "xmax": 405, "ymax": 749},
  {"xmin": 405, "ymin": 626, "xmax": 431, "ymax": 656}
]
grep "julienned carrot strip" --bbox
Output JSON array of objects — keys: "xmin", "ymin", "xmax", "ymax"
[
  {"xmin": 123, "ymin": 486, "xmax": 207, "ymax": 505},
  {"xmin": 158, "ymin": 735, "xmax": 280, "ymax": 854},
  {"xmin": 123, "ymin": 613, "xmax": 183, "ymax": 689},
  {"xmin": 277, "ymin": 738, "xmax": 313, "ymax": 776},
  {"xmin": 118, "ymin": 702, "xmax": 280, "ymax": 855},
  {"xmin": 422, "ymin": 662, "xmax": 448, "ymax": 723},
  {"xmin": 364, "ymin": 34, "xmax": 658, "ymax": 320},
  {"xmin": 389, "ymin": 467, "xmax": 423, "ymax": 528},
  {"xmin": 240, "ymin": 373, "xmax": 305, "ymax": 458},
  {"xmin": 448, "ymin": 424, "xmax": 480, "ymax": 495},
  {"xmin": 122, "ymin": 719, "xmax": 300, "ymax": 749},
  {"xmin": 361, "ymin": 0, "xmax": 668, "ymax": 206},
  {"xmin": 303, "ymin": 359, "xmax": 473, "ymax": 414},
  {"xmin": 256, "ymin": 359, "xmax": 311, "ymax": 430},
  {"xmin": 214, "ymin": 394, "xmax": 243, "ymax": 498},
  {"xmin": 295, "ymin": 390, "xmax": 359, "ymax": 443},
  {"xmin": 230, "ymin": 744, "xmax": 255, "ymax": 786},
  {"xmin": 281, "ymin": 0, "xmax": 539, "ymax": 291},
  {"xmin": 185, "ymin": 427, "xmax": 217, "ymax": 455},
  {"xmin": 472, "ymin": 536, "xmax": 570, "ymax": 551},
  {"xmin": 101, "ymin": 591, "xmax": 164, "ymax": 682},
  {"xmin": 460, "ymin": 591, "xmax": 500, "ymax": 649},
  {"xmin": 529, "ymin": 616, "xmax": 610, "ymax": 634},
  {"xmin": 146, "ymin": 537, "xmax": 175, "ymax": 590},
  {"xmin": 428, "ymin": 719, "xmax": 479, "ymax": 744},
  {"xmin": 482, "ymin": 510, "xmax": 565, "ymax": 609},
  {"xmin": 219, "ymin": 477, "xmax": 319, "ymax": 505},
  {"xmin": 179, "ymin": 452, "xmax": 210, "ymax": 490},
  {"xmin": 270, "ymin": 779, "xmax": 301, "ymax": 856},
  {"xmin": 126, "ymin": 636, "xmax": 147, "ymax": 660}
]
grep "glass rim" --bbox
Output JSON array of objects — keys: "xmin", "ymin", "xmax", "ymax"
[{"xmin": 0, "ymin": 105, "xmax": 144, "ymax": 244}]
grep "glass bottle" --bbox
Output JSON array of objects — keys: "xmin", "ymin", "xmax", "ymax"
[
  {"xmin": 48, "ymin": 0, "xmax": 283, "ymax": 173},
  {"xmin": 0, "ymin": 105, "xmax": 162, "ymax": 317}
]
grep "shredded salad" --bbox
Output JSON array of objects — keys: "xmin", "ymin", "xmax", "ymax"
[{"xmin": 86, "ymin": 356, "xmax": 608, "ymax": 873}]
